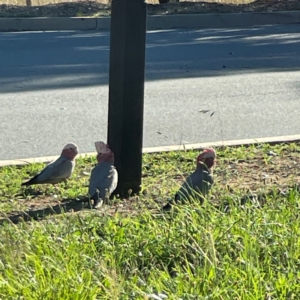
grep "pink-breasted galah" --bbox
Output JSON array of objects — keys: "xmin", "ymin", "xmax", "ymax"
[
  {"xmin": 163, "ymin": 147, "xmax": 216, "ymax": 210},
  {"xmin": 21, "ymin": 142, "xmax": 79, "ymax": 186},
  {"xmin": 88, "ymin": 141, "xmax": 118, "ymax": 209}
]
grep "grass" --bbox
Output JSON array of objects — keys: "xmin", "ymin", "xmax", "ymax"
[{"xmin": 1, "ymin": 143, "xmax": 300, "ymax": 299}]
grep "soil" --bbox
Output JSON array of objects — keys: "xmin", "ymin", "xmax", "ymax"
[{"xmin": 0, "ymin": 0, "xmax": 300, "ymax": 18}]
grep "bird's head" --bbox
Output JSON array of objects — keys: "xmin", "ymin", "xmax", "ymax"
[
  {"xmin": 61, "ymin": 142, "xmax": 79, "ymax": 160},
  {"xmin": 95, "ymin": 141, "xmax": 115, "ymax": 164},
  {"xmin": 196, "ymin": 147, "xmax": 216, "ymax": 169}
]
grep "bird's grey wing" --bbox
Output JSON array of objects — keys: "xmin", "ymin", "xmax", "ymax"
[
  {"xmin": 191, "ymin": 169, "xmax": 213, "ymax": 197},
  {"xmin": 35, "ymin": 157, "xmax": 74, "ymax": 183},
  {"xmin": 199, "ymin": 170, "xmax": 214, "ymax": 193},
  {"xmin": 89, "ymin": 165, "xmax": 103, "ymax": 197},
  {"xmin": 89, "ymin": 165, "xmax": 118, "ymax": 200},
  {"xmin": 176, "ymin": 174, "xmax": 194, "ymax": 203},
  {"xmin": 176, "ymin": 169, "xmax": 213, "ymax": 203},
  {"xmin": 108, "ymin": 167, "xmax": 118, "ymax": 193}
]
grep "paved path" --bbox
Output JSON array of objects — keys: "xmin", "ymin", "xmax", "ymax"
[{"xmin": 1, "ymin": 24, "xmax": 300, "ymax": 160}]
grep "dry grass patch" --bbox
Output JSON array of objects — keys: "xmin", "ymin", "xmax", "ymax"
[
  {"xmin": 0, "ymin": 0, "xmax": 299, "ymax": 17},
  {"xmin": 0, "ymin": 0, "xmax": 256, "ymax": 6}
]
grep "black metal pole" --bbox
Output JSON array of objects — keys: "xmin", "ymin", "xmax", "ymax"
[{"xmin": 107, "ymin": 0, "xmax": 147, "ymax": 196}]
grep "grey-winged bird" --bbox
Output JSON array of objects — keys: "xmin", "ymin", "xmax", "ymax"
[
  {"xmin": 88, "ymin": 141, "xmax": 118, "ymax": 209},
  {"xmin": 163, "ymin": 147, "xmax": 216, "ymax": 210},
  {"xmin": 21, "ymin": 142, "xmax": 78, "ymax": 187}
]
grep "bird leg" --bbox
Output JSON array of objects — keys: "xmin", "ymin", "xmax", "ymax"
[{"xmin": 93, "ymin": 190, "xmax": 103, "ymax": 209}]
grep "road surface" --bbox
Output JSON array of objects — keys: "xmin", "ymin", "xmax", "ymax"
[{"xmin": 1, "ymin": 24, "xmax": 300, "ymax": 160}]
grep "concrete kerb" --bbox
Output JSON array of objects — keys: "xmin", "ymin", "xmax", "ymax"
[
  {"xmin": 0, "ymin": 17, "xmax": 97, "ymax": 32},
  {"xmin": 95, "ymin": 16, "xmax": 110, "ymax": 30},
  {"xmin": 1, "ymin": 134, "xmax": 300, "ymax": 167},
  {"xmin": 0, "ymin": 11, "xmax": 300, "ymax": 32},
  {"xmin": 146, "ymin": 11, "xmax": 300, "ymax": 30}
]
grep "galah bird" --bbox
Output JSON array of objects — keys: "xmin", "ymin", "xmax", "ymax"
[
  {"xmin": 88, "ymin": 141, "xmax": 118, "ymax": 209},
  {"xmin": 163, "ymin": 148, "xmax": 216, "ymax": 210},
  {"xmin": 21, "ymin": 142, "xmax": 78, "ymax": 186}
]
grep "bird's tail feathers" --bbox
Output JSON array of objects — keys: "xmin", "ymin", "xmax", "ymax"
[{"xmin": 21, "ymin": 175, "xmax": 39, "ymax": 186}]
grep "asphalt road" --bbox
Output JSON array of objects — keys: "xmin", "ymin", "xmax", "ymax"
[{"xmin": 1, "ymin": 24, "xmax": 300, "ymax": 160}]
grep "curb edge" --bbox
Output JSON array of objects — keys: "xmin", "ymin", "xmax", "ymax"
[{"xmin": 1, "ymin": 134, "xmax": 300, "ymax": 167}]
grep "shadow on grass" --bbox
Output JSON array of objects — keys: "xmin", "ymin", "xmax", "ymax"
[{"xmin": 0, "ymin": 197, "xmax": 91, "ymax": 225}]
